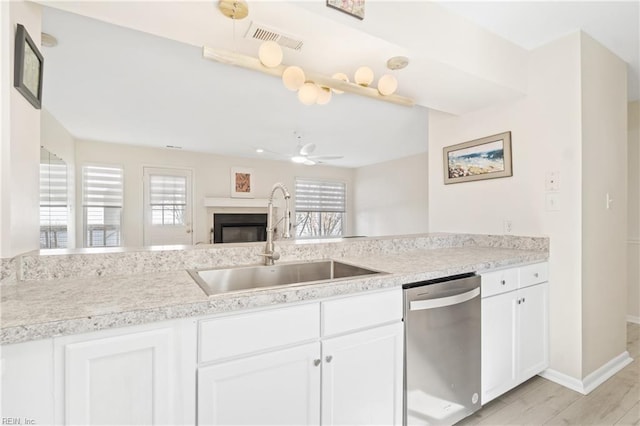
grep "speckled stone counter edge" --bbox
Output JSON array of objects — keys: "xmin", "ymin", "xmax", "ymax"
[{"xmin": 1, "ymin": 233, "xmax": 548, "ymax": 284}]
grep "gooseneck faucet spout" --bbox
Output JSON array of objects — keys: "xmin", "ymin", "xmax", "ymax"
[{"xmin": 263, "ymin": 183, "xmax": 291, "ymax": 266}]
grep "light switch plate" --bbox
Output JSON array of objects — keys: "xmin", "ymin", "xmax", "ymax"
[{"xmin": 546, "ymin": 193, "xmax": 560, "ymax": 211}]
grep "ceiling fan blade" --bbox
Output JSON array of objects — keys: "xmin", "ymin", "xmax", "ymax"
[
  {"xmin": 299, "ymin": 143, "xmax": 316, "ymax": 156},
  {"xmin": 308, "ymin": 155, "xmax": 343, "ymax": 160}
]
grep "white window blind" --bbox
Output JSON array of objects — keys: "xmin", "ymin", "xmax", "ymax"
[
  {"xmin": 83, "ymin": 165, "xmax": 124, "ymax": 207},
  {"xmin": 40, "ymin": 162, "xmax": 68, "ymax": 248},
  {"xmin": 82, "ymin": 165, "xmax": 123, "ymax": 247},
  {"xmin": 149, "ymin": 174, "xmax": 187, "ymax": 226},
  {"xmin": 295, "ymin": 178, "xmax": 346, "ymax": 213}
]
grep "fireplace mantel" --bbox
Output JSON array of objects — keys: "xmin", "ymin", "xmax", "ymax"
[{"xmin": 203, "ymin": 197, "xmax": 283, "ymax": 208}]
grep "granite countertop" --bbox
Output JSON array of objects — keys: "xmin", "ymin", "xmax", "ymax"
[{"xmin": 0, "ymin": 244, "xmax": 548, "ymax": 345}]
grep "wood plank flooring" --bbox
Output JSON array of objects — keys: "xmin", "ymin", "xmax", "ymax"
[{"xmin": 458, "ymin": 323, "xmax": 640, "ymax": 425}]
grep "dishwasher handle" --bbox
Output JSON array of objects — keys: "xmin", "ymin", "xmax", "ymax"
[{"xmin": 409, "ymin": 287, "xmax": 480, "ymax": 311}]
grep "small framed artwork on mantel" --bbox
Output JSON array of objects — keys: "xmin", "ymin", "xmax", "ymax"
[
  {"xmin": 14, "ymin": 24, "xmax": 44, "ymax": 109},
  {"xmin": 230, "ymin": 167, "xmax": 254, "ymax": 198},
  {"xmin": 443, "ymin": 131, "xmax": 513, "ymax": 184}
]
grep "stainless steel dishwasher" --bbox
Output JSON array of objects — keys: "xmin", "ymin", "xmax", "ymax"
[{"xmin": 403, "ymin": 273, "xmax": 481, "ymax": 425}]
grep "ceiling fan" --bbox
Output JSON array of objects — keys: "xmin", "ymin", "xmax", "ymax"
[{"xmin": 267, "ymin": 131, "xmax": 343, "ymax": 166}]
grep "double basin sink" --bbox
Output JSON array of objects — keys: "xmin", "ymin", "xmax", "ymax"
[{"xmin": 188, "ymin": 259, "xmax": 383, "ymax": 296}]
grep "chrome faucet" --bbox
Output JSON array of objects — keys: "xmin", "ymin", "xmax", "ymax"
[{"xmin": 263, "ymin": 182, "xmax": 292, "ymax": 266}]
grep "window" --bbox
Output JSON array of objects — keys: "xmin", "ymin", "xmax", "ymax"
[
  {"xmin": 82, "ymin": 165, "xmax": 123, "ymax": 247},
  {"xmin": 40, "ymin": 160, "xmax": 68, "ymax": 248},
  {"xmin": 149, "ymin": 174, "xmax": 187, "ymax": 226},
  {"xmin": 295, "ymin": 178, "xmax": 346, "ymax": 238}
]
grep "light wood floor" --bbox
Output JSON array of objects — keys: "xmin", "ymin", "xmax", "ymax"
[{"xmin": 458, "ymin": 323, "xmax": 640, "ymax": 425}]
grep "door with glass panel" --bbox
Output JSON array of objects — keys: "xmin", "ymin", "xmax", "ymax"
[{"xmin": 143, "ymin": 167, "xmax": 193, "ymax": 246}]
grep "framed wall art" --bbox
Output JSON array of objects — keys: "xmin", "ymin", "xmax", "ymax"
[
  {"xmin": 326, "ymin": 0, "xmax": 365, "ymax": 20},
  {"xmin": 443, "ymin": 131, "xmax": 512, "ymax": 184},
  {"xmin": 230, "ymin": 167, "xmax": 254, "ymax": 198},
  {"xmin": 14, "ymin": 24, "xmax": 44, "ymax": 109}
]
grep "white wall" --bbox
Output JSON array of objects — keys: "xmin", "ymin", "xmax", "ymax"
[
  {"xmin": 580, "ymin": 34, "xmax": 628, "ymax": 376},
  {"xmin": 429, "ymin": 32, "xmax": 584, "ymax": 379},
  {"xmin": 75, "ymin": 140, "xmax": 355, "ymax": 248},
  {"xmin": 354, "ymin": 153, "xmax": 429, "ymax": 237},
  {"xmin": 0, "ymin": 1, "xmax": 42, "ymax": 258},
  {"xmin": 429, "ymin": 31, "xmax": 629, "ymax": 382},
  {"xmin": 628, "ymin": 101, "xmax": 640, "ymax": 323},
  {"xmin": 41, "ymin": 109, "xmax": 76, "ymax": 248}
]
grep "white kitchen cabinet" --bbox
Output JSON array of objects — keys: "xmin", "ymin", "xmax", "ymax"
[
  {"xmin": 321, "ymin": 322, "xmax": 403, "ymax": 426},
  {"xmin": 55, "ymin": 319, "xmax": 197, "ymax": 425},
  {"xmin": 197, "ymin": 288, "xmax": 403, "ymax": 426},
  {"xmin": 1, "ymin": 338, "xmax": 55, "ymax": 425},
  {"xmin": 481, "ymin": 262, "xmax": 549, "ymax": 404},
  {"xmin": 198, "ymin": 343, "xmax": 321, "ymax": 425}
]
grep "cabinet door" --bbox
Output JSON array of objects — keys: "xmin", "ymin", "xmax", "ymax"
[
  {"xmin": 481, "ymin": 291, "xmax": 517, "ymax": 404},
  {"xmin": 1, "ymin": 339, "xmax": 55, "ymax": 425},
  {"xmin": 321, "ymin": 322, "xmax": 403, "ymax": 426},
  {"xmin": 517, "ymin": 282, "xmax": 549, "ymax": 381},
  {"xmin": 59, "ymin": 320, "xmax": 196, "ymax": 425},
  {"xmin": 198, "ymin": 343, "xmax": 321, "ymax": 426}
]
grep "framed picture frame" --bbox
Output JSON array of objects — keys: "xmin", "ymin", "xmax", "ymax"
[
  {"xmin": 443, "ymin": 131, "xmax": 513, "ymax": 184},
  {"xmin": 230, "ymin": 167, "xmax": 254, "ymax": 198},
  {"xmin": 326, "ymin": 0, "xmax": 365, "ymax": 20},
  {"xmin": 14, "ymin": 24, "xmax": 44, "ymax": 109}
]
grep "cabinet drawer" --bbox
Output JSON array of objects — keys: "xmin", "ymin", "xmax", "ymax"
[
  {"xmin": 322, "ymin": 288, "xmax": 402, "ymax": 336},
  {"xmin": 519, "ymin": 262, "xmax": 548, "ymax": 288},
  {"xmin": 199, "ymin": 303, "xmax": 320, "ymax": 363},
  {"xmin": 481, "ymin": 268, "xmax": 518, "ymax": 298}
]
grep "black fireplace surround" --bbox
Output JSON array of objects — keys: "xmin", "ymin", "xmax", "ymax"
[{"xmin": 213, "ymin": 213, "xmax": 267, "ymax": 244}]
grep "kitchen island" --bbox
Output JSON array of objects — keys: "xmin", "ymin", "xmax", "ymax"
[{"xmin": 1, "ymin": 233, "xmax": 548, "ymax": 344}]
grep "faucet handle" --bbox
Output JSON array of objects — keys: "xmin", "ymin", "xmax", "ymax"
[{"xmin": 259, "ymin": 252, "xmax": 280, "ymax": 261}]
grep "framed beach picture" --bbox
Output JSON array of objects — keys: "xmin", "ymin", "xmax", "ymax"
[
  {"xmin": 443, "ymin": 131, "xmax": 512, "ymax": 184},
  {"xmin": 230, "ymin": 167, "xmax": 254, "ymax": 198}
]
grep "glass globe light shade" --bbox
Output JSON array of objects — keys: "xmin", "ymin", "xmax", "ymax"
[
  {"xmin": 331, "ymin": 72, "xmax": 349, "ymax": 94},
  {"xmin": 258, "ymin": 41, "xmax": 283, "ymax": 68},
  {"xmin": 298, "ymin": 82, "xmax": 319, "ymax": 105},
  {"xmin": 291, "ymin": 155, "xmax": 307, "ymax": 163},
  {"xmin": 377, "ymin": 74, "xmax": 398, "ymax": 96},
  {"xmin": 282, "ymin": 66, "xmax": 306, "ymax": 91},
  {"xmin": 354, "ymin": 66, "xmax": 374, "ymax": 87},
  {"xmin": 316, "ymin": 87, "xmax": 332, "ymax": 105}
]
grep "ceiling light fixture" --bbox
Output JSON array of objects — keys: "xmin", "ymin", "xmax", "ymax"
[{"xmin": 207, "ymin": 0, "xmax": 414, "ymax": 107}]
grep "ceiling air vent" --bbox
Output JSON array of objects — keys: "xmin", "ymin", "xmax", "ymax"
[{"xmin": 244, "ymin": 21, "xmax": 304, "ymax": 51}]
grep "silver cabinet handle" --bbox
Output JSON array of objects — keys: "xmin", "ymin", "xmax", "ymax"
[
  {"xmin": 501, "ymin": 280, "xmax": 506, "ymax": 285},
  {"xmin": 325, "ymin": 355, "xmax": 333, "ymax": 363},
  {"xmin": 313, "ymin": 359, "xmax": 321, "ymax": 367},
  {"xmin": 522, "ymin": 297, "xmax": 526, "ymax": 303},
  {"xmin": 534, "ymin": 272, "xmax": 539, "ymax": 278}
]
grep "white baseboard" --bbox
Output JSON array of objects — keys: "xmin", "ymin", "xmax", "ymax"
[
  {"xmin": 627, "ymin": 315, "xmax": 640, "ymax": 324},
  {"xmin": 539, "ymin": 351, "xmax": 633, "ymax": 395}
]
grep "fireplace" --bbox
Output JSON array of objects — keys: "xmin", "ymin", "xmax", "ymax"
[{"xmin": 212, "ymin": 213, "xmax": 267, "ymax": 244}]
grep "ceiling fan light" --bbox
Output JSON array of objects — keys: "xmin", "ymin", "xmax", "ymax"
[
  {"xmin": 258, "ymin": 41, "xmax": 283, "ymax": 68},
  {"xmin": 331, "ymin": 72, "xmax": 349, "ymax": 94},
  {"xmin": 377, "ymin": 74, "xmax": 398, "ymax": 96},
  {"xmin": 354, "ymin": 66, "xmax": 374, "ymax": 87},
  {"xmin": 304, "ymin": 159, "xmax": 316, "ymax": 166},
  {"xmin": 316, "ymin": 86, "xmax": 332, "ymax": 105},
  {"xmin": 282, "ymin": 66, "xmax": 306, "ymax": 91},
  {"xmin": 298, "ymin": 82, "xmax": 319, "ymax": 105},
  {"xmin": 291, "ymin": 155, "xmax": 307, "ymax": 163}
]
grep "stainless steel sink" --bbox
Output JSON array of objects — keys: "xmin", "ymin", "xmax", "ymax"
[{"xmin": 188, "ymin": 260, "xmax": 383, "ymax": 296}]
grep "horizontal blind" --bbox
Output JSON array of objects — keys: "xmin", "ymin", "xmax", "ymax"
[
  {"xmin": 149, "ymin": 174, "xmax": 187, "ymax": 206},
  {"xmin": 295, "ymin": 178, "xmax": 346, "ymax": 212},
  {"xmin": 82, "ymin": 165, "xmax": 123, "ymax": 207},
  {"xmin": 40, "ymin": 162, "xmax": 67, "ymax": 206}
]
